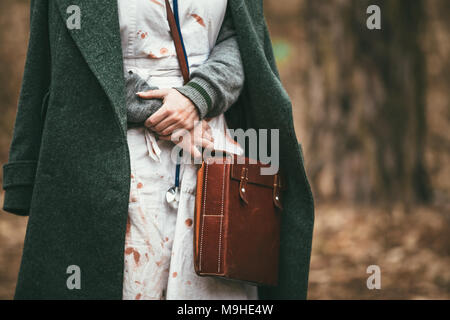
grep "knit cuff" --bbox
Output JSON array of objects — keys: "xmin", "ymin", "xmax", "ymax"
[{"xmin": 175, "ymin": 77, "xmax": 217, "ymax": 119}]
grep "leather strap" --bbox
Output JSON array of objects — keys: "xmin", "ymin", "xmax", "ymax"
[{"xmin": 165, "ymin": 0, "xmax": 190, "ymax": 84}]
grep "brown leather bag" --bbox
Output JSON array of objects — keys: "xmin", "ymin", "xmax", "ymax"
[
  {"xmin": 165, "ymin": 1, "xmax": 283, "ymax": 286},
  {"xmin": 194, "ymin": 155, "xmax": 283, "ymax": 286}
]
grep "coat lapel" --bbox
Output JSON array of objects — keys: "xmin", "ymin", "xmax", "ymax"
[{"xmin": 56, "ymin": 0, "xmax": 127, "ymax": 133}]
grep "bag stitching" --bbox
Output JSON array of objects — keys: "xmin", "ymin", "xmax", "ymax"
[
  {"xmin": 199, "ymin": 163, "xmax": 209, "ymax": 271},
  {"xmin": 217, "ymin": 164, "xmax": 226, "ymax": 273}
]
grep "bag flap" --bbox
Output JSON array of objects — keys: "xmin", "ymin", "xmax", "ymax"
[{"xmin": 230, "ymin": 162, "xmax": 276, "ymax": 189}]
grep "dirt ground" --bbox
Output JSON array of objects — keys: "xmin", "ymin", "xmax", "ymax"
[
  {"xmin": 308, "ymin": 203, "xmax": 450, "ymax": 299},
  {"xmin": 1, "ymin": 191, "xmax": 448, "ymax": 300}
]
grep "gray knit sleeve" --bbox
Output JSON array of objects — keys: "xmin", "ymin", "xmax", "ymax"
[{"xmin": 175, "ymin": 8, "xmax": 244, "ymax": 119}]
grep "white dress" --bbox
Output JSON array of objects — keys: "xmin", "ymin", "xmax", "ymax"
[{"xmin": 118, "ymin": 0, "xmax": 258, "ymax": 300}]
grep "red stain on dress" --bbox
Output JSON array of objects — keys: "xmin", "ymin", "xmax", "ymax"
[
  {"xmin": 137, "ymin": 206, "xmax": 148, "ymax": 227},
  {"xmin": 150, "ymin": 0, "xmax": 164, "ymax": 7},
  {"xmin": 137, "ymin": 182, "xmax": 143, "ymax": 189},
  {"xmin": 126, "ymin": 216, "xmax": 131, "ymax": 235},
  {"xmin": 137, "ymin": 31, "xmax": 148, "ymax": 39},
  {"xmin": 148, "ymin": 52, "xmax": 158, "ymax": 59},
  {"xmin": 125, "ymin": 247, "xmax": 140, "ymax": 265},
  {"xmin": 172, "ymin": 272, "xmax": 178, "ymax": 278},
  {"xmin": 135, "ymin": 293, "xmax": 142, "ymax": 300},
  {"xmin": 160, "ymin": 48, "xmax": 168, "ymax": 55},
  {"xmin": 133, "ymin": 250, "xmax": 141, "ymax": 264},
  {"xmin": 185, "ymin": 218, "xmax": 193, "ymax": 227},
  {"xmin": 191, "ymin": 14, "xmax": 206, "ymax": 27}
]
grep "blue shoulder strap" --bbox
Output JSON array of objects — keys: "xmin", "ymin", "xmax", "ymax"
[
  {"xmin": 172, "ymin": 0, "xmax": 187, "ymax": 189},
  {"xmin": 173, "ymin": 0, "xmax": 190, "ymax": 74}
]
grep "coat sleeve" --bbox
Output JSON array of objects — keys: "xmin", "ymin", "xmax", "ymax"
[{"xmin": 2, "ymin": 0, "xmax": 51, "ymax": 216}]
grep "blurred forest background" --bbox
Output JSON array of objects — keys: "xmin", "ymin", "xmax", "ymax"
[{"xmin": 0, "ymin": 0, "xmax": 449, "ymax": 299}]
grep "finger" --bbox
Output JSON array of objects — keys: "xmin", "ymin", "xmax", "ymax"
[
  {"xmin": 159, "ymin": 122, "xmax": 182, "ymax": 137},
  {"xmin": 151, "ymin": 116, "xmax": 178, "ymax": 134},
  {"xmin": 201, "ymin": 122, "xmax": 213, "ymax": 139},
  {"xmin": 171, "ymin": 129, "xmax": 190, "ymax": 144},
  {"xmin": 145, "ymin": 105, "xmax": 169, "ymax": 127},
  {"xmin": 204, "ymin": 125, "xmax": 212, "ymax": 136},
  {"xmin": 199, "ymin": 138, "xmax": 215, "ymax": 150},
  {"xmin": 196, "ymin": 123, "xmax": 213, "ymax": 142},
  {"xmin": 158, "ymin": 134, "xmax": 172, "ymax": 141},
  {"xmin": 137, "ymin": 88, "xmax": 170, "ymax": 100},
  {"xmin": 203, "ymin": 130, "xmax": 214, "ymax": 142},
  {"xmin": 202, "ymin": 120, "xmax": 212, "ymax": 131},
  {"xmin": 200, "ymin": 121, "xmax": 212, "ymax": 135}
]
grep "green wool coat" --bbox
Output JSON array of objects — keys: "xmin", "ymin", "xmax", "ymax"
[{"xmin": 2, "ymin": 0, "xmax": 314, "ymax": 300}]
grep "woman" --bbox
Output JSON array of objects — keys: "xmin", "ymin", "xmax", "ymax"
[
  {"xmin": 120, "ymin": 0, "xmax": 253, "ymax": 300},
  {"xmin": 2, "ymin": 0, "xmax": 314, "ymax": 300}
]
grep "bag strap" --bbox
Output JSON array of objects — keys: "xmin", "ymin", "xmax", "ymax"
[
  {"xmin": 165, "ymin": 0, "xmax": 189, "ymax": 190},
  {"xmin": 165, "ymin": 0, "xmax": 190, "ymax": 84}
]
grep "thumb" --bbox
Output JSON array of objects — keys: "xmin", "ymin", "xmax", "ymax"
[{"xmin": 137, "ymin": 88, "xmax": 170, "ymax": 100}]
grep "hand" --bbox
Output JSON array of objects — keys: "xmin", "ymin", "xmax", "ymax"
[
  {"xmin": 137, "ymin": 88, "xmax": 200, "ymax": 136},
  {"xmin": 159, "ymin": 120, "xmax": 214, "ymax": 159}
]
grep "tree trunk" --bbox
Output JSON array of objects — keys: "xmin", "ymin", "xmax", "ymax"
[{"xmin": 266, "ymin": 0, "xmax": 432, "ymax": 204}]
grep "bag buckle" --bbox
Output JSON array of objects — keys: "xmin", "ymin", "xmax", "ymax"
[
  {"xmin": 239, "ymin": 167, "xmax": 249, "ymax": 205},
  {"xmin": 273, "ymin": 174, "xmax": 283, "ymax": 211}
]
